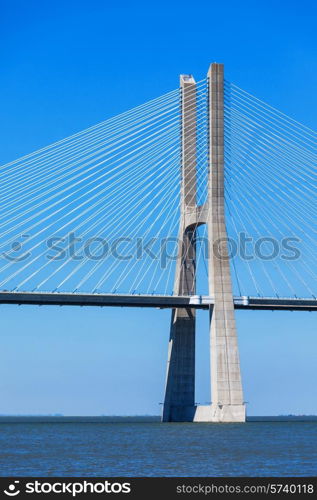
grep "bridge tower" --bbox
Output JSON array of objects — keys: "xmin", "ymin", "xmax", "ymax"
[{"xmin": 162, "ymin": 63, "xmax": 246, "ymax": 422}]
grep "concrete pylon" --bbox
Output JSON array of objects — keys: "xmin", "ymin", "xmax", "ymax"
[
  {"xmin": 162, "ymin": 75, "xmax": 200, "ymax": 422},
  {"xmin": 162, "ymin": 65, "xmax": 245, "ymax": 423},
  {"xmin": 194, "ymin": 63, "xmax": 245, "ymax": 422}
]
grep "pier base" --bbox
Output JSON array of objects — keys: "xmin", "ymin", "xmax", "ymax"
[{"xmin": 193, "ymin": 404, "xmax": 246, "ymax": 423}]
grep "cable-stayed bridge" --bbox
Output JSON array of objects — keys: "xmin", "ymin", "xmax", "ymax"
[{"xmin": 0, "ymin": 63, "xmax": 316, "ymax": 422}]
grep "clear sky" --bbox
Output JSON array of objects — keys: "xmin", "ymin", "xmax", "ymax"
[{"xmin": 0, "ymin": 0, "xmax": 316, "ymax": 416}]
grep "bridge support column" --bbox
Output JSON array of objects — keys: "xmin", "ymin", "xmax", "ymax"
[
  {"xmin": 194, "ymin": 63, "xmax": 245, "ymax": 422},
  {"xmin": 162, "ymin": 65, "xmax": 245, "ymax": 423},
  {"xmin": 162, "ymin": 75, "xmax": 198, "ymax": 422}
]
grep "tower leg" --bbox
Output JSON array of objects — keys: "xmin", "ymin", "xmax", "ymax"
[
  {"xmin": 205, "ymin": 63, "xmax": 245, "ymax": 422},
  {"xmin": 162, "ymin": 307, "xmax": 196, "ymax": 422},
  {"xmin": 162, "ymin": 227, "xmax": 197, "ymax": 422},
  {"xmin": 162, "ymin": 74, "xmax": 198, "ymax": 422}
]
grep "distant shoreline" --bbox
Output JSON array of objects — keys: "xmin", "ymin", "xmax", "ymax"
[{"xmin": 0, "ymin": 415, "xmax": 316, "ymax": 423}]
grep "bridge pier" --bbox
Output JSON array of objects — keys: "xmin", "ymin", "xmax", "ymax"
[
  {"xmin": 162, "ymin": 75, "xmax": 198, "ymax": 422},
  {"xmin": 162, "ymin": 64, "xmax": 245, "ymax": 423},
  {"xmin": 203, "ymin": 63, "xmax": 245, "ymax": 422}
]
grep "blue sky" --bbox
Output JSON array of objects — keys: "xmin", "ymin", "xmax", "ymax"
[{"xmin": 0, "ymin": 0, "xmax": 316, "ymax": 416}]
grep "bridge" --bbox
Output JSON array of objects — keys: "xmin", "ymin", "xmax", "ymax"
[
  {"xmin": 0, "ymin": 63, "xmax": 316, "ymax": 422},
  {"xmin": 0, "ymin": 291, "xmax": 316, "ymax": 311}
]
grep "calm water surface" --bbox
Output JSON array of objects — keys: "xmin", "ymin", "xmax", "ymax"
[{"xmin": 0, "ymin": 417, "xmax": 316, "ymax": 476}]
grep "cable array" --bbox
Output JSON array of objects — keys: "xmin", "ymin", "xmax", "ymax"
[
  {"xmin": 0, "ymin": 77, "xmax": 315, "ymax": 299},
  {"xmin": 224, "ymin": 81, "xmax": 317, "ymax": 298},
  {"xmin": 0, "ymin": 81, "xmax": 211, "ymax": 295}
]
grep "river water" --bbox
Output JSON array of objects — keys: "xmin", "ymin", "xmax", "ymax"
[{"xmin": 0, "ymin": 417, "xmax": 316, "ymax": 476}]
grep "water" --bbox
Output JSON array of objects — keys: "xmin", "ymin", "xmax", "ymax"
[{"xmin": 0, "ymin": 417, "xmax": 316, "ymax": 476}]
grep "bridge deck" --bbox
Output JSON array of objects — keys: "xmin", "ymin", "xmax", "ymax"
[{"xmin": 0, "ymin": 291, "xmax": 315, "ymax": 311}]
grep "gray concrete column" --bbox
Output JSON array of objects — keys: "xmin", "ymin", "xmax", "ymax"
[
  {"xmin": 205, "ymin": 63, "xmax": 245, "ymax": 422},
  {"xmin": 162, "ymin": 75, "xmax": 198, "ymax": 422}
]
